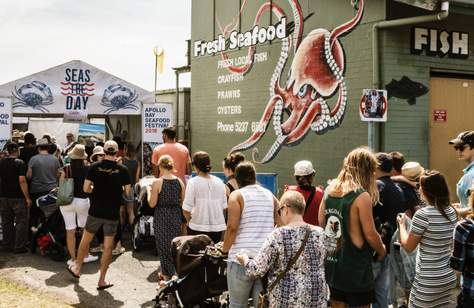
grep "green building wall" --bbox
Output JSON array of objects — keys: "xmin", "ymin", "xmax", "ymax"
[
  {"xmin": 381, "ymin": 15, "xmax": 474, "ymax": 168},
  {"xmin": 190, "ymin": 0, "xmax": 473, "ymax": 194}
]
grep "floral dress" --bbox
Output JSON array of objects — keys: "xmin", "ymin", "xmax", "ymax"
[{"xmin": 244, "ymin": 225, "xmax": 327, "ymax": 308}]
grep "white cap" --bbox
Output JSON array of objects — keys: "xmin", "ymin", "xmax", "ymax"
[
  {"xmin": 103, "ymin": 140, "xmax": 118, "ymax": 153},
  {"xmin": 294, "ymin": 160, "xmax": 315, "ymax": 176}
]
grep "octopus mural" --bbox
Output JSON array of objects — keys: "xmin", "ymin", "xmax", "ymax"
[{"xmin": 225, "ymin": 0, "xmax": 365, "ymax": 163}]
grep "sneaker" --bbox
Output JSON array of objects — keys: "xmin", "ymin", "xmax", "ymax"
[
  {"xmin": 84, "ymin": 254, "xmax": 99, "ymax": 263},
  {"xmin": 67, "ymin": 259, "xmax": 75, "ymax": 267},
  {"xmin": 90, "ymin": 245, "xmax": 104, "ymax": 253},
  {"xmin": 112, "ymin": 243, "xmax": 125, "ymax": 256}
]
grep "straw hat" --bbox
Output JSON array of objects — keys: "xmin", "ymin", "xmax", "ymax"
[
  {"xmin": 90, "ymin": 146, "xmax": 105, "ymax": 161},
  {"xmin": 401, "ymin": 162, "xmax": 425, "ymax": 182},
  {"xmin": 68, "ymin": 144, "xmax": 88, "ymax": 160},
  {"xmin": 36, "ymin": 138, "xmax": 50, "ymax": 147},
  {"xmin": 12, "ymin": 130, "xmax": 23, "ymax": 139}
]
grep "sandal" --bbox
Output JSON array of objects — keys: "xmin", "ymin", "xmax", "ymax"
[
  {"xmin": 67, "ymin": 264, "xmax": 80, "ymax": 279},
  {"xmin": 97, "ymin": 283, "xmax": 114, "ymax": 290}
]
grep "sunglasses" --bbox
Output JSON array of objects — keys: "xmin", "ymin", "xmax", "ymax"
[
  {"xmin": 454, "ymin": 144, "xmax": 468, "ymax": 151},
  {"xmin": 277, "ymin": 205, "xmax": 287, "ymax": 216}
]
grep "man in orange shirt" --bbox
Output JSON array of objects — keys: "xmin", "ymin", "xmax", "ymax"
[{"xmin": 151, "ymin": 127, "xmax": 191, "ymax": 183}]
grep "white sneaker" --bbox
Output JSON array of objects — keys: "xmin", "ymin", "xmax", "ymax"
[
  {"xmin": 67, "ymin": 259, "xmax": 75, "ymax": 267},
  {"xmin": 90, "ymin": 245, "xmax": 103, "ymax": 253},
  {"xmin": 84, "ymin": 254, "xmax": 99, "ymax": 263}
]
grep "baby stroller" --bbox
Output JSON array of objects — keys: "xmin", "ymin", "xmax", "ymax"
[
  {"xmin": 154, "ymin": 235, "xmax": 228, "ymax": 308},
  {"xmin": 133, "ymin": 176, "xmax": 157, "ymax": 251},
  {"xmin": 30, "ymin": 189, "xmax": 67, "ymax": 261}
]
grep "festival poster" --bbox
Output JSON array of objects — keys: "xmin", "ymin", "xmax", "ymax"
[
  {"xmin": 142, "ymin": 102, "xmax": 173, "ymax": 150},
  {"xmin": 0, "ymin": 97, "xmax": 13, "ymax": 150}
]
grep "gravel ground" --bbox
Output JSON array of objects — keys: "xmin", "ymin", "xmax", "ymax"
[{"xmin": 0, "ymin": 238, "xmax": 160, "ymax": 308}]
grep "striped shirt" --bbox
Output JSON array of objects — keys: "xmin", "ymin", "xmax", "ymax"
[
  {"xmin": 228, "ymin": 184, "xmax": 275, "ymax": 262},
  {"xmin": 409, "ymin": 206, "xmax": 457, "ymax": 308}
]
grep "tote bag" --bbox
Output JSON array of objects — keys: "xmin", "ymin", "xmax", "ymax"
[{"xmin": 57, "ymin": 165, "xmax": 74, "ymax": 206}]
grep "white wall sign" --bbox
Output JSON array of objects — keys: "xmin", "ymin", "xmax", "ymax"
[
  {"xmin": 0, "ymin": 60, "xmax": 154, "ymax": 115},
  {"xmin": 360, "ymin": 89, "xmax": 387, "ymax": 122},
  {"xmin": 63, "ymin": 110, "xmax": 88, "ymax": 124},
  {"xmin": 142, "ymin": 103, "xmax": 173, "ymax": 149},
  {"xmin": 0, "ymin": 97, "xmax": 13, "ymax": 149},
  {"xmin": 411, "ymin": 27, "xmax": 469, "ymax": 59}
]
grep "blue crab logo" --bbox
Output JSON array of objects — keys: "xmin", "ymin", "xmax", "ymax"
[
  {"xmin": 12, "ymin": 81, "xmax": 53, "ymax": 113},
  {"xmin": 101, "ymin": 84, "xmax": 139, "ymax": 114}
]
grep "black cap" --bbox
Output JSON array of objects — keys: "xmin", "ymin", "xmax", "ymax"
[
  {"xmin": 375, "ymin": 152, "xmax": 393, "ymax": 173},
  {"xmin": 449, "ymin": 131, "xmax": 474, "ymax": 147},
  {"xmin": 5, "ymin": 142, "xmax": 19, "ymax": 153}
]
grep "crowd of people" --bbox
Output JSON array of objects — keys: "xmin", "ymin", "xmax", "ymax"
[{"xmin": 1, "ymin": 127, "xmax": 474, "ymax": 308}]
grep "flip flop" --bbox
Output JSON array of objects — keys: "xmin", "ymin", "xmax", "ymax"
[
  {"xmin": 67, "ymin": 264, "xmax": 80, "ymax": 279},
  {"xmin": 97, "ymin": 283, "xmax": 114, "ymax": 290}
]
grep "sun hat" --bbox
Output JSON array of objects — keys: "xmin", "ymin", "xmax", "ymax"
[
  {"xmin": 12, "ymin": 130, "xmax": 22, "ymax": 139},
  {"xmin": 68, "ymin": 144, "xmax": 88, "ymax": 160},
  {"xmin": 36, "ymin": 138, "xmax": 50, "ymax": 147},
  {"xmin": 90, "ymin": 146, "xmax": 105, "ymax": 161},
  {"xmin": 401, "ymin": 162, "xmax": 425, "ymax": 182},
  {"xmin": 294, "ymin": 160, "xmax": 315, "ymax": 176},
  {"xmin": 103, "ymin": 140, "xmax": 118, "ymax": 154}
]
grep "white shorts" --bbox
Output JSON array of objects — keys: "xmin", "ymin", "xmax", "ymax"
[{"xmin": 59, "ymin": 197, "xmax": 90, "ymax": 230}]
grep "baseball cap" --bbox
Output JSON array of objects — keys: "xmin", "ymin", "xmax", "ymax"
[
  {"xmin": 449, "ymin": 131, "xmax": 474, "ymax": 147},
  {"xmin": 103, "ymin": 140, "xmax": 118, "ymax": 153},
  {"xmin": 294, "ymin": 160, "xmax": 315, "ymax": 176}
]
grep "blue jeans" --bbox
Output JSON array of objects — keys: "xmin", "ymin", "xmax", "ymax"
[
  {"xmin": 227, "ymin": 261, "xmax": 263, "ymax": 308},
  {"xmin": 372, "ymin": 256, "xmax": 391, "ymax": 308}
]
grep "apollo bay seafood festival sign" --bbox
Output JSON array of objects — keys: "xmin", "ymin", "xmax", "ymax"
[
  {"xmin": 0, "ymin": 97, "xmax": 13, "ymax": 149},
  {"xmin": 142, "ymin": 102, "xmax": 173, "ymax": 149},
  {"xmin": 0, "ymin": 60, "xmax": 153, "ymax": 115}
]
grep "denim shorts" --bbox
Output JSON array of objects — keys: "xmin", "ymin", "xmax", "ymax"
[{"xmin": 85, "ymin": 215, "xmax": 118, "ymax": 236}]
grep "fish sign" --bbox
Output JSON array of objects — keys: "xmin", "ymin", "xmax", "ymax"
[
  {"xmin": 411, "ymin": 27, "xmax": 469, "ymax": 59},
  {"xmin": 385, "ymin": 76, "xmax": 429, "ymax": 105}
]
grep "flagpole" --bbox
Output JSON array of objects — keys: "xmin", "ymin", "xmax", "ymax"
[{"xmin": 154, "ymin": 53, "xmax": 158, "ymax": 103}]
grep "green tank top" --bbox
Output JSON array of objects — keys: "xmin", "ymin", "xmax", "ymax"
[{"xmin": 323, "ymin": 188, "xmax": 374, "ymax": 292}]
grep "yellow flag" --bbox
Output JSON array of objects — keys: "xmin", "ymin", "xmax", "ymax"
[{"xmin": 154, "ymin": 47, "xmax": 164, "ymax": 74}]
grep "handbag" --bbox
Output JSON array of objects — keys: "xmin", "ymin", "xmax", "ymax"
[
  {"xmin": 258, "ymin": 226, "xmax": 311, "ymax": 308},
  {"xmin": 57, "ymin": 165, "xmax": 74, "ymax": 206}
]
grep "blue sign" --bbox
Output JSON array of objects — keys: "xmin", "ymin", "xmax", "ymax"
[{"xmin": 192, "ymin": 172, "xmax": 278, "ymax": 195}]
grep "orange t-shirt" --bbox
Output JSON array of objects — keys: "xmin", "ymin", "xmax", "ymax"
[{"xmin": 151, "ymin": 143, "xmax": 190, "ymax": 182}]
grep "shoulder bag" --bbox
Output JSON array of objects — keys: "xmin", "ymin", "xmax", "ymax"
[
  {"xmin": 258, "ymin": 226, "xmax": 311, "ymax": 308},
  {"xmin": 57, "ymin": 164, "xmax": 74, "ymax": 206}
]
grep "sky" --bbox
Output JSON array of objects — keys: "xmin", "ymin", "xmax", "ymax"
[{"xmin": 0, "ymin": 0, "xmax": 191, "ymax": 91}]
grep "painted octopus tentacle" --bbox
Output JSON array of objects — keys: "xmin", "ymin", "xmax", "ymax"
[
  {"xmin": 252, "ymin": 1, "xmax": 303, "ymax": 163},
  {"xmin": 286, "ymin": 99, "xmax": 322, "ymax": 144},
  {"xmin": 221, "ymin": 2, "xmax": 286, "ymax": 75},
  {"xmin": 252, "ymin": 135, "xmax": 287, "ymax": 164},
  {"xmin": 269, "ymin": 38, "xmax": 290, "ymax": 97},
  {"xmin": 311, "ymin": 98, "xmax": 331, "ymax": 134},
  {"xmin": 288, "ymin": 0, "xmax": 304, "ymax": 50},
  {"xmin": 324, "ymin": 32, "xmax": 348, "ymax": 126},
  {"xmin": 229, "ymin": 95, "xmax": 282, "ymax": 153},
  {"xmin": 329, "ymin": 0, "xmax": 364, "ymax": 45}
]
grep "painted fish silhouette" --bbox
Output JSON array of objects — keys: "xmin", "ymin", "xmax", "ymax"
[{"xmin": 385, "ymin": 76, "xmax": 429, "ymax": 105}]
